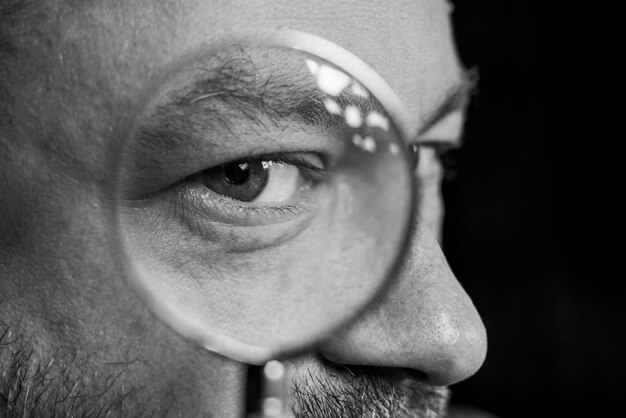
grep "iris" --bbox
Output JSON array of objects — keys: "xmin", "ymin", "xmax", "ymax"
[{"xmin": 199, "ymin": 160, "xmax": 270, "ymax": 202}]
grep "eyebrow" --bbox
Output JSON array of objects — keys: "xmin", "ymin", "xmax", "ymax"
[
  {"xmin": 415, "ymin": 68, "xmax": 478, "ymax": 137},
  {"xmin": 162, "ymin": 61, "xmax": 384, "ymax": 133},
  {"xmin": 146, "ymin": 54, "xmax": 476, "ymax": 151}
]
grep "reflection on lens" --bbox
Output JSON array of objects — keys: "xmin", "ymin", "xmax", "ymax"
[{"xmin": 114, "ymin": 36, "xmax": 414, "ymax": 364}]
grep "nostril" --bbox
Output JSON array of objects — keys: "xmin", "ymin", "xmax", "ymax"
[{"xmin": 319, "ymin": 355, "xmax": 430, "ymax": 384}]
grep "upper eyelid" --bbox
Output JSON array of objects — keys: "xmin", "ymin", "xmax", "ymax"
[
  {"xmin": 223, "ymin": 152, "xmax": 327, "ymax": 173},
  {"xmin": 412, "ymin": 112, "xmax": 466, "ymax": 152},
  {"xmin": 140, "ymin": 81, "xmax": 372, "ymax": 167}
]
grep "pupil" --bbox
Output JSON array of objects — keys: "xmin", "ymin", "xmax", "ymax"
[{"xmin": 224, "ymin": 162, "xmax": 250, "ymax": 185}]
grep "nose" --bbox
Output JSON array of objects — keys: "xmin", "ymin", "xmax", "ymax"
[{"xmin": 320, "ymin": 217, "xmax": 487, "ymax": 386}]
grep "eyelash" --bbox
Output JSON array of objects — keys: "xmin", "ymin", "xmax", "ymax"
[{"xmin": 248, "ymin": 152, "xmax": 328, "ymax": 177}]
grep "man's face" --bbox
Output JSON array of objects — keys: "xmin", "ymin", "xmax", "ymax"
[{"xmin": 0, "ymin": 0, "xmax": 487, "ymax": 416}]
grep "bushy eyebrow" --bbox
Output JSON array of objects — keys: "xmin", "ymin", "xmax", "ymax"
[
  {"xmin": 142, "ymin": 52, "xmax": 476, "ymax": 154},
  {"xmin": 416, "ymin": 68, "xmax": 478, "ymax": 137},
  {"xmin": 155, "ymin": 54, "xmax": 385, "ymax": 133}
]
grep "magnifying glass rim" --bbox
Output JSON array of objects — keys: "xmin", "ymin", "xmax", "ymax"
[{"xmin": 115, "ymin": 29, "xmax": 418, "ymax": 365}]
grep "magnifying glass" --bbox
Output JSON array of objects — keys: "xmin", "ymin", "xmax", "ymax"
[{"xmin": 114, "ymin": 31, "xmax": 415, "ymax": 417}]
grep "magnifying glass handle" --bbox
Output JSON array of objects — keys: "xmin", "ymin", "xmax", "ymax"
[{"xmin": 245, "ymin": 361, "xmax": 290, "ymax": 418}]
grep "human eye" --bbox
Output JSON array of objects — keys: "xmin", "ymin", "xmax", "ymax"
[
  {"xmin": 121, "ymin": 141, "xmax": 337, "ymax": 254},
  {"xmin": 175, "ymin": 151, "xmax": 328, "ymax": 230},
  {"xmin": 192, "ymin": 153, "xmax": 324, "ymax": 204}
]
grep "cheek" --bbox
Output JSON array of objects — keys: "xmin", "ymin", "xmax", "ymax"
[{"xmin": 0, "ymin": 127, "xmax": 150, "ymax": 357}]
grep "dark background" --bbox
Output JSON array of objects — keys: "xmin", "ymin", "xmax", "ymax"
[{"xmin": 444, "ymin": 2, "xmax": 621, "ymax": 417}]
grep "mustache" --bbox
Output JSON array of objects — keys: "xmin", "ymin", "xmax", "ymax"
[{"xmin": 289, "ymin": 364, "xmax": 450, "ymax": 418}]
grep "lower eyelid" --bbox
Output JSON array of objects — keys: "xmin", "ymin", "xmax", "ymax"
[
  {"xmin": 168, "ymin": 183, "xmax": 320, "ymax": 252},
  {"xmin": 177, "ymin": 182, "xmax": 318, "ymax": 227}
]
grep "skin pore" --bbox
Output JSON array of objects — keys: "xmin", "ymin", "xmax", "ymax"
[{"xmin": 0, "ymin": 0, "xmax": 486, "ymax": 416}]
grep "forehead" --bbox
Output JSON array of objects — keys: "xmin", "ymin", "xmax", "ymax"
[{"xmin": 52, "ymin": 0, "xmax": 459, "ymax": 137}]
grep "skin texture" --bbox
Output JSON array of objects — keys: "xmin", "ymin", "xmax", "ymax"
[{"xmin": 0, "ymin": 0, "xmax": 487, "ymax": 416}]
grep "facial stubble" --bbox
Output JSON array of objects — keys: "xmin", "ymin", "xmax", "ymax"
[{"xmin": 289, "ymin": 360, "xmax": 450, "ymax": 418}]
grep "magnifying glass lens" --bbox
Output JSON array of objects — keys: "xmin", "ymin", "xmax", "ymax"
[{"xmin": 115, "ymin": 43, "xmax": 414, "ymax": 364}]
